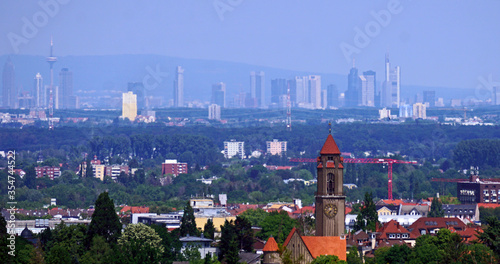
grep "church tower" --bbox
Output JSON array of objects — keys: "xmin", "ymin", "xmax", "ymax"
[{"xmin": 315, "ymin": 133, "xmax": 345, "ymax": 236}]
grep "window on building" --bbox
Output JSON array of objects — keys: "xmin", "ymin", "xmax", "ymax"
[{"xmin": 327, "ymin": 173, "xmax": 334, "ymax": 194}]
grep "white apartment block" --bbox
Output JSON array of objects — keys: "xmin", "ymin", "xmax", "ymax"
[
  {"xmin": 224, "ymin": 140, "xmax": 245, "ymax": 159},
  {"xmin": 413, "ymin": 103, "xmax": 427, "ymax": 119},
  {"xmin": 208, "ymin": 104, "xmax": 221, "ymax": 120}
]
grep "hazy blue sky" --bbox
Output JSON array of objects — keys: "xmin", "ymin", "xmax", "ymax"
[{"xmin": 1, "ymin": 0, "xmax": 499, "ymax": 89}]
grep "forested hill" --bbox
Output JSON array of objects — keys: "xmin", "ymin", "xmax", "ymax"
[{"xmin": 1, "ymin": 123, "xmax": 499, "ymax": 164}]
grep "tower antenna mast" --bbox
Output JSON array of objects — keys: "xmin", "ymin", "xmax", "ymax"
[{"xmin": 46, "ymin": 37, "xmax": 57, "ymax": 130}]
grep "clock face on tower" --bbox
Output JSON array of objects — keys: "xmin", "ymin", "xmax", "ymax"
[{"xmin": 324, "ymin": 203, "xmax": 338, "ymax": 218}]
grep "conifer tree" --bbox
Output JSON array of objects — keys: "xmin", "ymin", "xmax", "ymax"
[
  {"xmin": 86, "ymin": 192, "xmax": 121, "ymax": 246},
  {"xmin": 429, "ymin": 196, "xmax": 444, "ymax": 217},
  {"xmin": 203, "ymin": 218, "xmax": 215, "ymax": 240},
  {"xmin": 354, "ymin": 192, "xmax": 379, "ymax": 232},
  {"xmin": 180, "ymin": 202, "xmax": 200, "ymax": 237}
]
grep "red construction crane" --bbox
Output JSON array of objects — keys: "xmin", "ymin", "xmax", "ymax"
[{"xmin": 289, "ymin": 157, "xmax": 418, "ymax": 200}]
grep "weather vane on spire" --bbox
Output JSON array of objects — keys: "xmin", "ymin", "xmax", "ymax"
[{"xmin": 328, "ymin": 122, "xmax": 332, "ymax": 134}]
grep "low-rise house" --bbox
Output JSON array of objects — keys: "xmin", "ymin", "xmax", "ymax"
[
  {"xmin": 376, "ymin": 204, "xmax": 399, "ymax": 216},
  {"xmin": 408, "ymin": 217, "xmax": 466, "ymax": 237},
  {"xmin": 377, "ymin": 219, "xmax": 416, "ymax": 247},
  {"xmin": 179, "ymin": 234, "xmax": 217, "ymax": 258},
  {"xmin": 399, "ymin": 204, "xmax": 429, "ymax": 217},
  {"xmin": 442, "ymin": 204, "xmax": 479, "ymax": 222}
]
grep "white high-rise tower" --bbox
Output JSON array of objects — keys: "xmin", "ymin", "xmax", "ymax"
[
  {"xmin": 382, "ymin": 53, "xmax": 400, "ymax": 107},
  {"xmin": 173, "ymin": 66, "xmax": 184, "ymax": 107}
]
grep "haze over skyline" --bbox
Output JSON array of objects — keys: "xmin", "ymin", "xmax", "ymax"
[{"xmin": 1, "ymin": 0, "xmax": 499, "ymax": 90}]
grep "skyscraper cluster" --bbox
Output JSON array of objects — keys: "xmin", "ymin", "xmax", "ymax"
[
  {"xmin": 1, "ymin": 41, "xmax": 77, "ymax": 111},
  {"xmin": 345, "ymin": 54, "xmax": 401, "ymax": 108},
  {"xmin": 270, "ymin": 75, "xmax": 324, "ymax": 109}
]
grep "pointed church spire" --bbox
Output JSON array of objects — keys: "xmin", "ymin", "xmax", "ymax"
[{"xmin": 320, "ymin": 134, "xmax": 341, "ymax": 155}]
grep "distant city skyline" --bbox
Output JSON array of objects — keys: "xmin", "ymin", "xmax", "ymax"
[{"xmin": 0, "ymin": 1, "xmax": 499, "ymax": 90}]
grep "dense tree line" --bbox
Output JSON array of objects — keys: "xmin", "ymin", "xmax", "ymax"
[{"xmin": 454, "ymin": 139, "xmax": 500, "ymax": 169}]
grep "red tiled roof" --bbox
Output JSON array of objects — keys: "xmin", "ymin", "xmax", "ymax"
[
  {"xmin": 120, "ymin": 206, "xmax": 149, "ymax": 214},
  {"xmin": 408, "ymin": 217, "xmax": 466, "ymax": 238},
  {"xmin": 263, "ymin": 237, "xmax": 279, "ymax": 252},
  {"xmin": 380, "ymin": 199, "xmax": 418, "ymax": 206},
  {"xmin": 326, "ymin": 161, "xmax": 335, "ymax": 168},
  {"xmin": 345, "ymin": 207, "xmax": 352, "ymax": 214},
  {"xmin": 320, "ymin": 134, "xmax": 341, "ymax": 155},
  {"xmin": 478, "ymin": 203, "xmax": 500, "ymax": 209},
  {"xmin": 378, "ymin": 220, "xmax": 411, "ymax": 239},
  {"xmin": 301, "ymin": 236, "xmax": 346, "ymax": 260}
]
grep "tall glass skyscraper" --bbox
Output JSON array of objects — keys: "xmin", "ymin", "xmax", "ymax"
[{"xmin": 173, "ymin": 66, "xmax": 184, "ymax": 107}]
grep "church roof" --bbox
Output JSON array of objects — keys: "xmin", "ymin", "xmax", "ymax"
[
  {"xmin": 263, "ymin": 237, "xmax": 279, "ymax": 252},
  {"xmin": 301, "ymin": 236, "xmax": 347, "ymax": 260},
  {"xmin": 283, "ymin": 227, "xmax": 297, "ymax": 248},
  {"xmin": 320, "ymin": 134, "xmax": 341, "ymax": 155}
]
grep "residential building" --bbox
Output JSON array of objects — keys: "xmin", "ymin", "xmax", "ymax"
[
  {"xmin": 2, "ymin": 56, "xmax": 16, "ymax": 108},
  {"xmin": 35, "ymin": 166, "xmax": 60, "ymax": 180},
  {"xmin": 208, "ymin": 104, "xmax": 221, "ymax": 120},
  {"xmin": 412, "ymin": 103, "xmax": 426, "ymax": 119},
  {"xmin": 179, "ymin": 235, "xmax": 217, "ymax": 258},
  {"xmin": 250, "ymin": 71, "xmax": 265, "ymax": 107},
  {"xmin": 173, "ymin": 66, "xmax": 184, "ymax": 107},
  {"xmin": 211, "ymin": 82, "xmax": 226, "ymax": 108},
  {"xmin": 105, "ymin": 165, "xmax": 129, "ymax": 180},
  {"xmin": 93, "ymin": 164, "xmax": 106, "ymax": 181},
  {"xmin": 161, "ymin": 159, "xmax": 188, "ymax": 176},
  {"xmin": 224, "ymin": 140, "xmax": 244, "ymax": 159},
  {"xmin": 399, "ymin": 204, "xmax": 429, "ymax": 217},
  {"xmin": 122, "ymin": 91, "xmax": 137, "ymax": 121},
  {"xmin": 376, "ymin": 219, "xmax": 415, "ymax": 246},
  {"xmin": 407, "ymin": 217, "xmax": 466, "ymax": 237},
  {"xmin": 376, "ymin": 204, "xmax": 399, "ymax": 216},
  {"xmin": 266, "ymin": 139, "xmax": 287, "ymax": 156},
  {"xmin": 379, "ymin": 108, "xmax": 391, "ymax": 120},
  {"xmin": 442, "ymin": 204, "xmax": 479, "ymax": 222}
]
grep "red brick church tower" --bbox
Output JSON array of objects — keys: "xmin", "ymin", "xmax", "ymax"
[{"xmin": 315, "ymin": 133, "xmax": 346, "ymax": 236}]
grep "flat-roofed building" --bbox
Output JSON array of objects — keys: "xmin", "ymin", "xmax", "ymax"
[
  {"xmin": 161, "ymin": 159, "xmax": 187, "ymax": 176},
  {"xmin": 266, "ymin": 139, "xmax": 287, "ymax": 156}
]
